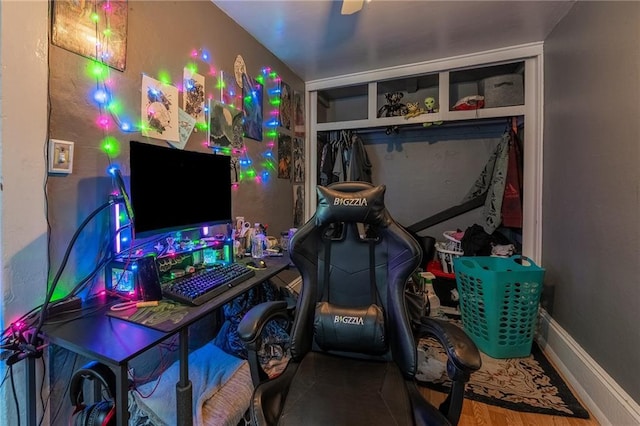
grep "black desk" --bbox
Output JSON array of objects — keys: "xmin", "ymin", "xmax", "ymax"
[{"xmin": 40, "ymin": 257, "xmax": 291, "ymax": 425}]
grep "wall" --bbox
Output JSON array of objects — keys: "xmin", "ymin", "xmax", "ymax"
[
  {"xmin": 358, "ymin": 124, "xmax": 506, "ymax": 240},
  {"xmin": 0, "ymin": 0, "xmax": 50, "ymax": 423},
  {"xmin": 543, "ymin": 1, "xmax": 640, "ymax": 403},
  {"xmin": 48, "ymin": 1, "xmax": 304, "ymax": 298}
]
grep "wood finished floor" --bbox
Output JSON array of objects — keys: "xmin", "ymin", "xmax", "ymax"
[{"xmin": 419, "ymin": 387, "xmax": 600, "ymax": 426}]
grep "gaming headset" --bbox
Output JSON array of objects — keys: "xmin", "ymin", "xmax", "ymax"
[{"xmin": 69, "ymin": 361, "xmax": 116, "ymax": 426}]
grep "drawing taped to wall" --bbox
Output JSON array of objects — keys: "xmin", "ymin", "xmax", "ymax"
[
  {"xmin": 278, "ymin": 134, "xmax": 292, "ymax": 179},
  {"xmin": 294, "ymin": 90, "xmax": 305, "ymax": 136},
  {"xmin": 279, "ymin": 80, "xmax": 292, "ymax": 131},
  {"xmin": 141, "ymin": 75, "xmax": 179, "ymax": 142},
  {"xmin": 52, "ymin": 0, "xmax": 128, "ymax": 71},
  {"xmin": 293, "ymin": 184, "xmax": 304, "ymax": 228},
  {"xmin": 293, "ymin": 137, "xmax": 305, "ymax": 183},
  {"xmin": 182, "ymin": 68, "xmax": 205, "ymax": 126},
  {"xmin": 220, "ymin": 70, "xmax": 243, "ymax": 112},
  {"xmin": 170, "ymin": 108, "xmax": 196, "ymax": 150},
  {"xmin": 242, "ymin": 73, "xmax": 263, "ymax": 141},
  {"xmin": 208, "ymin": 99, "xmax": 243, "ymax": 149}
]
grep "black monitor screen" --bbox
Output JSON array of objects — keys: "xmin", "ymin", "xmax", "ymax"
[{"xmin": 129, "ymin": 141, "xmax": 232, "ymax": 238}]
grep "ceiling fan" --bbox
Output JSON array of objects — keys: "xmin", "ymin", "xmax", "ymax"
[{"xmin": 341, "ymin": 0, "xmax": 370, "ymax": 15}]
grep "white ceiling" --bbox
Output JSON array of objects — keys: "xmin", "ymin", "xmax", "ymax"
[{"xmin": 212, "ymin": 0, "xmax": 575, "ymax": 82}]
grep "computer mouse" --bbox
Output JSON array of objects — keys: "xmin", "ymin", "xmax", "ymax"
[{"xmin": 247, "ymin": 260, "xmax": 267, "ymax": 269}]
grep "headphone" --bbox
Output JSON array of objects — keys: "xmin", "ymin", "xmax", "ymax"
[{"xmin": 69, "ymin": 361, "xmax": 116, "ymax": 426}]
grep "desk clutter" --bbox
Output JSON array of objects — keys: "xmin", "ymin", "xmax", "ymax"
[
  {"xmin": 128, "ymin": 342, "xmax": 253, "ymax": 426},
  {"xmin": 89, "ymin": 279, "xmax": 293, "ymax": 425}
]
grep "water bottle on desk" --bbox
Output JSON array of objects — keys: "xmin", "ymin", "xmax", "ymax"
[{"xmin": 251, "ymin": 223, "xmax": 265, "ymax": 258}]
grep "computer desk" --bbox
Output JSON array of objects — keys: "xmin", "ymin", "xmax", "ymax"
[{"xmin": 38, "ymin": 256, "xmax": 292, "ymax": 426}]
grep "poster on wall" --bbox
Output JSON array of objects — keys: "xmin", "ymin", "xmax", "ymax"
[
  {"xmin": 51, "ymin": 0, "xmax": 128, "ymax": 71},
  {"xmin": 230, "ymin": 156, "xmax": 240, "ymax": 184},
  {"xmin": 169, "ymin": 108, "xmax": 196, "ymax": 150},
  {"xmin": 208, "ymin": 100, "xmax": 243, "ymax": 149},
  {"xmin": 182, "ymin": 68, "xmax": 206, "ymax": 126},
  {"xmin": 294, "ymin": 90, "xmax": 305, "ymax": 136},
  {"xmin": 220, "ymin": 70, "xmax": 243, "ymax": 112},
  {"xmin": 293, "ymin": 137, "xmax": 305, "ymax": 183},
  {"xmin": 278, "ymin": 134, "xmax": 292, "ymax": 180},
  {"xmin": 293, "ymin": 184, "xmax": 305, "ymax": 228},
  {"xmin": 242, "ymin": 74, "xmax": 263, "ymax": 141},
  {"xmin": 279, "ymin": 81, "xmax": 292, "ymax": 131},
  {"xmin": 141, "ymin": 75, "xmax": 179, "ymax": 142}
]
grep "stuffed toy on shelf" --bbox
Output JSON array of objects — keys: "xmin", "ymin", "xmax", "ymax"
[
  {"xmin": 404, "ymin": 102, "xmax": 425, "ymax": 119},
  {"xmin": 377, "ymin": 91, "xmax": 408, "ymax": 135},
  {"xmin": 423, "ymin": 96, "xmax": 444, "ymax": 127}
]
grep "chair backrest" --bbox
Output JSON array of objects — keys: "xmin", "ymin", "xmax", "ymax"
[{"xmin": 289, "ymin": 182, "xmax": 422, "ymax": 376}]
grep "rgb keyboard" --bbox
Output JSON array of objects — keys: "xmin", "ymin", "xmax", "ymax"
[{"xmin": 162, "ymin": 263, "xmax": 256, "ymax": 306}]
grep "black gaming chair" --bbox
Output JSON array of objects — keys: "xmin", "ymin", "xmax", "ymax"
[{"xmin": 238, "ymin": 182, "xmax": 481, "ymax": 425}]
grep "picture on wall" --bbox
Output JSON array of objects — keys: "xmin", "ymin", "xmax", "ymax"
[
  {"xmin": 230, "ymin": 156, "xmax": 240, "ymax": 184},
  {"xmin": 279, "ymin": 80, "xmax": 292, "ymax": 130},
  {"xmin": 51, "ymin": 0, "xmax": 128, "ymax": 71},
  {"xmin": 208, "ymin": 100, "xmax": 243, "ymax": 149},
  {"xmin": 278, "ymin": 134, "xmax": 292, "ymax": 180},
  {"xmin": 242, "ymin": 73, "xmax": 263, "ymax": 141},
  {"xmin": 294, "ymin": 90, "xmax": 305, "ymax": 136},
  {"xmin": 293, "ymin": 184, "xmax": 305, "ymax": 228},
  {"xmin": 182, "ymin": 68, "xmax": 205, "ymax": 126},
  {"xmin": 293, "ymin": 137, "xmax": 305, "ymax": 183},
  {"xmin": 220, "ymin": 70, "xmax": 243, "ymax": 112},
  {"xmin": 141, "ymin": 75, "xmax": 179, "ymax": 142},
  {"xmin": 170, "ymin": 108, "xmax": 196, "ymax": 150}
]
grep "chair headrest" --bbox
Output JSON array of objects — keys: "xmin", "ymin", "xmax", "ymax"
[{"xmin": 315, "ymin": 183, "xmax": 390, "ymax": 227}]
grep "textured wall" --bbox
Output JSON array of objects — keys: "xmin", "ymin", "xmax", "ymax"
[
  {"xmin": 47, "ymin": 1, "xmax": 304, "ymax": 297},
  {"xmin": 543, "ymin": 1, "xmax": 640, "ymax": 402}
]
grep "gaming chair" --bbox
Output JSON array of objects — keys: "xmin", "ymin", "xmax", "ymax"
[
  {"xmin": 69, "ymin": 361, "xmax": 116, "ymax": 426},
  {"xmin": 238, "ymin": 182, "xmax": 481, "ymax": 425}
]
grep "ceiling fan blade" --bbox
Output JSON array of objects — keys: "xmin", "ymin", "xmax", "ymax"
[{"xmin": 341, "ymin": 0, "xmax": 364, "ymax": 15}]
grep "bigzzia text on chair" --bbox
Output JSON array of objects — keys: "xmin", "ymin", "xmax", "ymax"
[{"xmin": 238, "ymin": 182, "xmax": 481, "ymax": 426}]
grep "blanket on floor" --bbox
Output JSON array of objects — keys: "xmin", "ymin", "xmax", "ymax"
[{"xmin": 130, "ymin": 342, "xmax": 249, "ymax": 425}]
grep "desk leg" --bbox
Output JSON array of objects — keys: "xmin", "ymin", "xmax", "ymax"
[
  {"xmin": 27, "ymin": 356, "xmax": 36, "ymax": 426},
  {"xmin": 176, "ymin": 328, "xmax": 192, "ymax": 426},
  {"xmin": 114, "ymin": 364, "xmax": 129, "ymax": 425}
]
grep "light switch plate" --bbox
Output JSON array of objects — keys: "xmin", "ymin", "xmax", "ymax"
[{"xmin": 48, "ymin": 139, "xmax": 74, "ymax": 174}]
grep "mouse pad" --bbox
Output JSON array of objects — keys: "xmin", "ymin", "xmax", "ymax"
[{"xmin": 107, "ymin": 300, "xmax": 200, "ymax": 332}]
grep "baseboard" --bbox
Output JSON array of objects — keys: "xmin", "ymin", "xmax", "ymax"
[{"xmin": 536, "ymin": 309, "xmax": 640, "ymax": 425}]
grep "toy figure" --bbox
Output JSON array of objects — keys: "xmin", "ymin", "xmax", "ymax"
[
  {"xmin": 423, "ymin": 96, "xmax": 443, "ymax": 127},
  {"xmin": 377, "ymin": 92, "xmax": 408, "ymax": 135},
  {"xmin": 404, "ymin": 102, "xmax": 425, "ymax": 119}
]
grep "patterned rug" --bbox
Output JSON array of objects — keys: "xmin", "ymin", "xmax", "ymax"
[{"xmin": 416, "ymin": 332, "xmax": 590, "ymax": 418}]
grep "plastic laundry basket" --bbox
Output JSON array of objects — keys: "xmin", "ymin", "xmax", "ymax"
[{"xmin": 453, "ymin": 256, "xmax": 545, "ymax": 358}]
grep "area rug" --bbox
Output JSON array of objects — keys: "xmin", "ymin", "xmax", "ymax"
[{"xmin": 416, "ymin": 329, "xmax": 590, "ymax": 419}]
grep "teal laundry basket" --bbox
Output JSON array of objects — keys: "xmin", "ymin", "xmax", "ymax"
[{"xmin": 453, "ymin": 256, "xmax": 545, "ymax": 358}]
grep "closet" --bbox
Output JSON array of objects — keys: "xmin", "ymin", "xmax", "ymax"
[{"xmin": 306, "ymin": 44, "xmax": 543, "ymax": 261}]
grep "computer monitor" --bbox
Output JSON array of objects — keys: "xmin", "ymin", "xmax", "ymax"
[{"xmin": 129, "ymin": 140, "xmax": 232, "ymax": 239}]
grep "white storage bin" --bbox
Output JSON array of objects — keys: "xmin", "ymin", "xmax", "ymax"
[{"xmin": 481, "ymin": 74, "xmax": 524, "ymax": 108}]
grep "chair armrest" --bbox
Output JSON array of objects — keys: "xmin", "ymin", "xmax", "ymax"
[
  {"xmin": 238, "ymin": 300, "xmax": 289, "ymax": 345},
  {"xmin": 238, "ymin": 300, "xmax": 291, "ymax": 386},
  {"xmin": 414, "ymin": 317, "xmax": 481, "ymax": 425},
  {"xmin": 416, "ymin": 317, "xmax": 481, "ymax": 373}
]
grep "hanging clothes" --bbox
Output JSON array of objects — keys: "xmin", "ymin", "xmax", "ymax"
[
  {"xmin": 347, "ymin": 132, "xmax": 372, "ymax": 183},
  {"xmin": 319, "ymin": 133, "xmax": 336, "ymax": 186},
  {"xmin": 501, "ymin": 122, "xmax": 524, "ymax": 228},
  {"xmin": 462, "ymin": 131, "xmax": 510, "ymax": 234}
]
